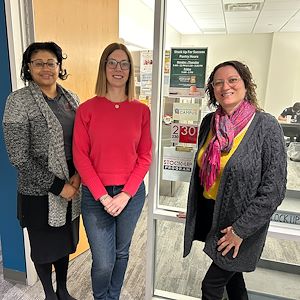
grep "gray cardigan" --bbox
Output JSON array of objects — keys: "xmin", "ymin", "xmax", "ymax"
[
  {"xmin": 3, "ymin": 82, "xmax": 81, "ymax": 227},
  {"xmin": 183, "ymin": 111, "xmax": 287, "ymax": 272}
]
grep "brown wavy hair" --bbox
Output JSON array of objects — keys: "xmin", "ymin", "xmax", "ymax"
[{"xmin": 205, "ymin": 60, "xmax": 261, "ymax": 111}]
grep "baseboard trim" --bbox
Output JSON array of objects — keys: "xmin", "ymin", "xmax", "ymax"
[
  {"xmin": 248, "ymin": 290, "xmax": 296, "ymax": 300},
  {"xmin": 258, "ymin": 258, "xmax": 300, "ymax": 275},
  {"xmin": 3, "ymin": 268, "xmax": 26, "ymax": 284}
]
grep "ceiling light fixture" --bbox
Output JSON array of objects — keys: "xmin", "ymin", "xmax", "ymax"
[{"xmin": 224, "ymin": 2, "xmax": 263, "ymax": 12}]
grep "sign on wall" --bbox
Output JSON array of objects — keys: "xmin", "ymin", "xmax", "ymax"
[
  {"xmin": 169, "ymin": 47, "xmax": 207, "ymax": 97},
  {"xmin": 271, "ymin": 210, "xmax": 300, "ymax": 225}
]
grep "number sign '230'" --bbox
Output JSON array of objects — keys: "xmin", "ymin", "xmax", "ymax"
[{"xmin": 171, "ymin": 123, "xmax": 198, "ymax": 144}]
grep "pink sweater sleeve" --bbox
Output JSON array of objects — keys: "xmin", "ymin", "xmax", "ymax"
[
  {"xmin": 73, "ymin": 106, "xmax": 107, "ymax": 200},
  {"xmin": 122, "ymin": 106, "xmax": 152, "ymax": 196}
]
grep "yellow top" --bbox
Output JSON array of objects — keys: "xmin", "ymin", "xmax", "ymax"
[{"xmin": 197, "ymin": 128, "xmax": 247, "ymax": 200}]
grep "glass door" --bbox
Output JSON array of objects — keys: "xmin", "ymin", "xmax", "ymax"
[
  {"xmin": 146, "ymin": 1, "xmax": 300, "ymax": 299},
  {"xmin": 146, "ymin": 1, "xmax": 211, "ymax": 299}
]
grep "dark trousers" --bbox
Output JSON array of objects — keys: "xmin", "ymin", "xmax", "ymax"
[{"xmin": 202, "ymin": 262, "xmax": 249, "ymax": 300}]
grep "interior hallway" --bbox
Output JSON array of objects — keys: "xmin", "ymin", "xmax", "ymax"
[{"xmin": 1, "ymin": 197, "xmax": 300, "ymax": 300}]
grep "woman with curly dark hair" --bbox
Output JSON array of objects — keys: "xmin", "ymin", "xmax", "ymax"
[
  {"xmin": 184, "ymin": 60, "xmax": 286, "ymax": 300},
  {"xmin": 3, "ymin": 42, "xmax": 80, "ymax": 300}
]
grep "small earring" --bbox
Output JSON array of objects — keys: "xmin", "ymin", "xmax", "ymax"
[{"xmin": 28, "ymin": 69, "xmax": 30, "ymax": 72}]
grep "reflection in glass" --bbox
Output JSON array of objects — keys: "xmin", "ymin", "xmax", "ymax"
[
  {"xmin": 154, "ymin": 221, "xmax": 300, "ymax": 298},
  {"xmin": 154, "ymin": 220, "xmax": 209, "ymax": 298}
]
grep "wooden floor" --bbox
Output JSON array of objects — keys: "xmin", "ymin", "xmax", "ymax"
[{"xmin": 1, "ymin": 195, "xmax": 300, "ymax": 300}]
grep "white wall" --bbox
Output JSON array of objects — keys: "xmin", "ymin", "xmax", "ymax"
[
  {"xmin": 5, "ymin": 0, "xmax": 27, "ymax": 90},
  {"xmin": 119, "ymin": 0, "xmax": 154, "ymax": 49},
  {"xmin": 4, "ymin": 0, "xmax": 37, "ymax": 286},
  {"xmin": 119, "ymin": 0, "xmax": 181, "ymax": 49},
  {"xmin": 181, "ymin": 33, "xmax": 273, "ymax": 110},
  {"xmin": 264, "ymin": 32, "xmax": 300, "ymax": 117}
]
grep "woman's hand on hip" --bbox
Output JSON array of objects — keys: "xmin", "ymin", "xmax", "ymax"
[
  {"xmin": 60, "ymin": 183, "xmax": 78, "ymax": 201},
  {"xmin": 103, "ymin": 192, "xmax": 131, "ymax": 217},
  {"xmin": 217, "ymin": 226, "xmax": 243, "ymax": 258}
]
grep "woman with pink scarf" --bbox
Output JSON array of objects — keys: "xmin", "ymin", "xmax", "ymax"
[{"xmin": 183, "ymin": 61, "xmax": 287, "ymax": 300}]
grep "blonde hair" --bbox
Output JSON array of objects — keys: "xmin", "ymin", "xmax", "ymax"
[{"xmin": 95, "ymin": 43, "xmax": 136, "ymax": 100}]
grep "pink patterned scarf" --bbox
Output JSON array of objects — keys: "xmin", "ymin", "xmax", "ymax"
[{"xmin": 199, "ymin": 100, "xmax": 256, "ymax": 190}]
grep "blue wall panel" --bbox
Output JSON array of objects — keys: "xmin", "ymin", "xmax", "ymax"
[{"xmin": 0, "ymin": 0, "xmax": 25, "ymax": 273}]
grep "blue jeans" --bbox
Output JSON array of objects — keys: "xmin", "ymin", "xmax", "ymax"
[{"xmin": 81, "ymin": 182, "xmax": 145, "ymax": 300}]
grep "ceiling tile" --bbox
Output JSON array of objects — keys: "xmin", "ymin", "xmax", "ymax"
[
  {"xmin": 141, "ymin": 0, "xmax": 300, "ymax": 34},
  {"xmin": 182, "ymin": 0, "xmax": 220, "ymax": 4},
  {"xmin": 191, "ymin": 12, "xmax": 224, "ymax": 18},
  {"xmin": 196, "ymin": 19, "xmax": 225, "ymax": 26},
  {"xmin": 263, "ymin": 1, "xmax": 300, "ymax": 10},
  {"xmin": 259, "ymin": 10, "xmax": 297, "ymax": 17},
  {"xmin": 226, "ymin": 18, "xmax": 257, "ymax": 24},
  {"xmin": 199, "ymin": 23, "xmax": 226, "ymax": 29},
  {"xmin": 185, "ymin": 4, "xmax": 223, "ymax": 13},
  {"xmin": 225, "ymin": 11, "xmax": 260, "ymax": 18},
  {"xmin": 223, "ymin": 0, "xmax": 264, "ymax": 3}
]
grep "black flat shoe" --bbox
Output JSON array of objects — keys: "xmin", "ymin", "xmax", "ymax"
[{"xmin": 45, "ymin": 295, "xmax": 58, "ymax": 300}]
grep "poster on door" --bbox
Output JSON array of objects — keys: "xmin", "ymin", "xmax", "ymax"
[
  {"xmin": 169, "ymin": 47, "xmax": 207, "ymax": 97},
  {"xmin": 140, "ymin": 50, "xmax": 153, "ymax": 73},
  {"xmin": 162, "ymin": 147, "xmax": 195, "ymax": 182},
  {"xmin": 173, "ymin": 102, "xmax": 200, "ymax": 122}
]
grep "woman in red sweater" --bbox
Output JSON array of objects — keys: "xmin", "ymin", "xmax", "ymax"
[{"xmin": 73, "ymin": 43, "xmax": 152, "ymax": 300}]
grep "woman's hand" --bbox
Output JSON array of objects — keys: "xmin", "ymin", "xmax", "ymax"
[
  {"xmin": 217, "ymin": 226, "xmax": 243, "ymax": 258},
  {"xmin": 102, "ymin": 192, "xmax": 131, "ymax": 217},
  {"xmin": 59, "ymin": 183, "xmax": 78, "ymax": 201},
  {"xmin": 69, "ymin": 173, "xmax": 81, "ymax": 189},
  {"xmin": 176, "ymin": 211, "xmax": 186, "ymax": 219}
]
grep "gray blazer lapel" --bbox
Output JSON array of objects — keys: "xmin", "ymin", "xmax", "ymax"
[
  {"xmin": 29, "ymin": 81, "xmax": 69, "ymax": 179},
  {"xmin": 58, "ymin": 83, "xmax": 80, "ymax": 110}
]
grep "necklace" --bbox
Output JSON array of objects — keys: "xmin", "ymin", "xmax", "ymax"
[{"xmin": 105, "ymin": 95, "xmax": 127, "ymax": 109}]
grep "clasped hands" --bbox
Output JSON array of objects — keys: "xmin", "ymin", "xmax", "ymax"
[
  {"xmin": 59, "ymin": 173, "xmax": 81, "ymax": 201},
  {"xmin": 100, "ymin": 192, "xmax": 131, "ymax": 217},
  {"xmin": 217, "ymin": 225, "xmax": 243, "ymax": 258}
]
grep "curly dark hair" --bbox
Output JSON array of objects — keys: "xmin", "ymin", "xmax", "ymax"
[
  {"xmin": 205, "ymin": 60, "xmax": 261, "ymax": 110},
  {"xmin": 292, "ymin": 102, "xmax": 300, "ymax": 112},
  {"xmin": 21, "ymin": 42, "xmax": 68, "ymax": 82}
]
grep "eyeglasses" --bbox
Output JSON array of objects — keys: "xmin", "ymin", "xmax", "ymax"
[
  {"xmin": 30, "ymin": 59, "xmax": 59, "ymax": 69},
  {"xmin": 106, "ymin": 59, "xmax": 130, "ymax": 70},
  {"xmin": 212, "ymin": 77, "xmax": 241, "ymax": 89}
]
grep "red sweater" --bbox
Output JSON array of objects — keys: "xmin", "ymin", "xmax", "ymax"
[{"xmin": 73, "ymin": 96, "xmax": 152, "ymax": 200}]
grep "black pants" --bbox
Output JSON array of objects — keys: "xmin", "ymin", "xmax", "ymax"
[{"xmin": 202, "ymin": 262, "xmax": 249, "ymax": 300}]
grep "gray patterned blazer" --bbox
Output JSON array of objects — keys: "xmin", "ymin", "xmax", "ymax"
[{"xmin": 2, "ymin": 81, "xmax": 81, "ymax": 227}]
